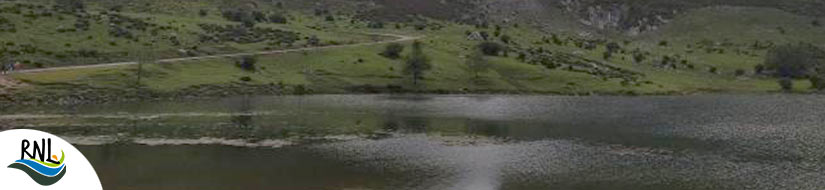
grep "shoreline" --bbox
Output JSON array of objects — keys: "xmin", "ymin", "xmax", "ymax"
[{"xmin": 1, "ymin": 83, "xmax": 818, "ymax": 107}]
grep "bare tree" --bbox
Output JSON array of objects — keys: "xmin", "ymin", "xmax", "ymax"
[
  {"xmin": 404, "ymin": 41, "xmax": 431, "ymax": 86},
  {"xmin": 465, "ymin": 49, "xmax": 490, "ymax": 81}
]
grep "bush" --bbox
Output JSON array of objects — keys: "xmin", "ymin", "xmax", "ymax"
[
  {"xmin": 477, "ymin": 42, "xmax": 504, "ymax": 56},
  {"xmin": 252, "ymin": 11, "xmax": 267, "ymax": 22},
  {"xmin": 604, "ymin": 42, "xmax": 621, "ymax": 60},
  {"xmin": 380, "ymin": 43, "xmax": 404, "ymax": 59},
  {"xmin": 735, "ymin": 69, "xmax": 746, "ymax": 76},
  {"xmin": 221, "ymin": 8, "xmax": 256, "ymax": 27},
  {"xmin": 500, "ymin": 35, "xmax": 511, "ymax": 44},
  {"xmin": 778, "ymin": 77, "xmax": 793, "ymax": 91},
  {"xmin": 632, "ymin": 50, "xmax": 646, "ymax": 63},
  {"xmin": 55, "ymin": 0, "xmax": 85, "ymax": 12},
  {"xmin": 367, "ymin": 21, "xmax": 384, "ymax": 29},
  {"xmin": 811, "ymin": 75, "xmax": 824, "ymax": 90},
  {"xmin": 414, "ymin": 23, "xmax": 427, "ymax": 30},
  {"xmin": 306, "ymin": 35, "xmax": 320, "ymax": 46},
  {"xmin": 199, "ymin": 9, "xmax": 208, "ymax": 17},
  {"xmin": 237, "ymin": 56, "xmax": 257, "ymax": 71},
  {"xmin": 754, "ymin": 64, "xmax": 765, "ymax": 74},
  {"xmin": 268, "ymin": 14, "xmax": 287, "ymax": 24}
]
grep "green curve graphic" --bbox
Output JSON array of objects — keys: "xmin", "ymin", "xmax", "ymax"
[
  {"xmin": 27, "ymin": 150, "xmax": 65, "ymax": 168},
  {"xmin": 7, "ymin": 163, "xmax": 67, "ymax": 186}
]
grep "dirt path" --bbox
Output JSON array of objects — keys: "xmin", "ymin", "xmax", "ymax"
[{"xmin": 15, "ymin": 33, "xmax": 420, "ymax": 74}]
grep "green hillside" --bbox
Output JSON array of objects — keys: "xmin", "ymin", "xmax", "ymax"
[{"xmin": 1, "ymin": 0, "xmax": 824, "ymax": 104}]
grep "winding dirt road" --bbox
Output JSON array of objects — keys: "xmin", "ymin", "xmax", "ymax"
[{"xmin": 15, "ymin": 33, "xmax": 420, "ymax": 74}]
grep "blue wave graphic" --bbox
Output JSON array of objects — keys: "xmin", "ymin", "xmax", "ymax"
[{"xmin": 13, "ymin": 159, "xmax": 65, "ymax": 177}]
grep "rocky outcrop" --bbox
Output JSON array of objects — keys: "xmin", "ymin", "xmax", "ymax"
[{"xmin": 559, "ymin": 0, "xmax": 674, "ymax": 35}]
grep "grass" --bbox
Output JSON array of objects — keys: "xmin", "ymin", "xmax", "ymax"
[{"xmin": 5, "ymin": 1, "xmax": 824, "ymax": 100}]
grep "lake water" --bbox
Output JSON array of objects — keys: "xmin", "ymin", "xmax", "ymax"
[{"xmin": 3, "ymin": 94, "xmax": 825, "ymax": 189}]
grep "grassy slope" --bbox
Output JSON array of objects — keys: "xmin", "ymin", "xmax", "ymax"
[
  {"xmin": 0, "ymin": 1, "xmax": 380, "ymax": 67},
  {"xmin": 6, "ymin": 2, "xmax": 824, "ymax": 100}
]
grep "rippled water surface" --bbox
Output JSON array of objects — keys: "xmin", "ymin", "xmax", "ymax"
[{"xmin": 3, "ymin": 95, "xmax": 825, "ymax": 189}]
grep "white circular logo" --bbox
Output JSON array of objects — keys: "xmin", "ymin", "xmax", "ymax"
[{"xmin": 0, "ymin": 129, "xmax": 102, "ymax": 189}]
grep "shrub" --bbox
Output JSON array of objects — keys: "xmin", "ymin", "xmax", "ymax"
[
  {"xmin": 252, "ymin": 11, "xmax": 267, "ymax": 22},
  {"xmin": 500, "ymin": 35, "xmax": 511, "ymax": 44},
  {"xmin": 754, "ymin": 64, "xmax": 765, "ymax": 74},
  {"xmin": 314, "ymin": 9, "xmax": 328, "ymax": 16},
  {"xmin": 199, "ymin": 9, "xmax": 208, "ymax": 17},
  {"xmin": 237, "ymin": 56, "xmax": 257, "ymax": 71},
  {"xmin": 55, "ymin": 0, "xmax": 85, "ymax": 12},
  {"xmin": 268, "ymin": 14, "xmax": 287, "ymax": 24},
  {"xmin": 735, "ymin": 69, "xmax": 746, "ymax": 76},
  {"xmin": 380, "ymin": 43, "xmax": 404, "ymax": 59},
  {"xmin": 632, "ymin": 49, "xmax": 646, "ymax": 63},
  {"xmin": 778, "ymin": 77, "xmax": 793, "ymax": 91},
  {"xmin": 604, "ymin": 42, "xmax": 621, "ymax": 59},
  {"xmin": 367, "ymin": 21, "xmax": 384, "ymax": 29},
  {"xmin": 221, "ymin": 8, "xmax": 256, "ymax": 27},
  {"xmin": 811, "ymin": 75, "xmax": 824, "ymax": 90},
  {"xmin": 477, "ymin": 42, "xmax": 504, "ymax": 56},
  {"xmin": 551, "ymin": 34, "xmax": 564, "ymax": 45},
  {"xmin": 306, "ymin": 35, "xmax": 320, "ymax": 46}
]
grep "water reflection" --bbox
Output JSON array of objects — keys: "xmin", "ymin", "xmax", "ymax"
[
  {"xmin": 5, "ymin": 95, "xmax": 825, "ymax": 189},
  {"xmin": 382, "ymin": 114, "xmax": 429, "ymax": 133}
]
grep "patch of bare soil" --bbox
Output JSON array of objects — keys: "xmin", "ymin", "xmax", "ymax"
[{"xmin": 0, "ymin": 76, "xmax": 26, "ymax": 94}]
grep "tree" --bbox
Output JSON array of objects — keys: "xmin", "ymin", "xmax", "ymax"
[
  {"xmin": 404, "ymin": 41, "xmax": 431, "ymax": 86},
  {"xmin": 380, "ymin": 43, "xmax": 404, "ymax": 59},
  {"xmin": 764, "ymin": 43, "xmax": 824, "ymax": 78},
  {"xmin": 465, "ymin": 49, "xmax": 490, "ymax": 80}
]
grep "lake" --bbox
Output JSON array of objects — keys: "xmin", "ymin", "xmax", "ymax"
[{"xmin": 3, "ymin": 94, "xmax": 825, "ymax": 189}]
